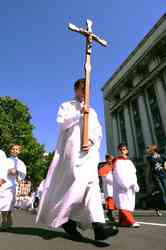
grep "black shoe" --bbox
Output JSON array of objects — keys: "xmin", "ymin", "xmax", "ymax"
[
  {"xmin": 92, "ymin": 222, "xmax": 119, "ymax": 241},
  {"xmin": 62, "ymin": 220, "xmax": 83, "ymax": 240}
]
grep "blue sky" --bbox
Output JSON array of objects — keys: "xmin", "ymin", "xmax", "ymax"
[{"xmin": 0, "ymin": 1, "xmax": 165, "ymax": 160}]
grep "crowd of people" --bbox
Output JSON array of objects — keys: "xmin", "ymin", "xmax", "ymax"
[
  {"xmin": 99, "ymin": 144, "xmax": 140, "ymax": 228},
  {"xmin": 0, "ymin": 145, "xmax": 45, "ymax": 219},
  {"xmin": 0, "ymin": 78, "xmax": 166, "ymax": 242},
  {"xmin": 99, "ymin": 144, "xmax": 166, "ymax": 224}
]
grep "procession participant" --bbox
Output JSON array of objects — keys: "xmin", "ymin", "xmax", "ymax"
[
  {"xmin": 36, "ymin": 79, "xmax": 118, "ymax": 241},
  {"xmin": 33, "ymin": 179, "xmax": 46, "ymax": 211},
  {"xmin": 0, "ymin": 150, "xmax": 7, "ymax": 187},
  {"xmin": 37, "ymin": 178, "xmax": 45, "ymax": 200},
  {"xmin": 0, "ymin": 149, "xmax": 7, "ymax": 226},
  {"xmin": 113, "ymin": 143, "xmax": 140, "ymax": 228},
  {"xmin": 146, "ymin": 144, "xmax": 166, "ymax": 215},
  {"xmin": 0, "ymin": 144, "xmax": 26, "ymax": 229},
  {"xmin": 98, "ymin": 154, "xmax": 116, "ymax": 222}
]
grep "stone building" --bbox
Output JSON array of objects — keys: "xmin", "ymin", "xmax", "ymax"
[{"xmin": 102, "ymin": 14, "xmax": 166, "ymax": 191}]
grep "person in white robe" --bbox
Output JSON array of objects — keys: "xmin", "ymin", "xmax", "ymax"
[
  {"xmin": 98, "ymin": 154, "xmax": 116, "ymax": 222},
  {"xmin": 36, "ymin": 79, "xmax": 118, "ymax": 241},
  {"xmin": 0, "ymin": 144, "xmax": 26, "ymax": 229},
  {"xmin": 113, "ymin": 143, "xmax": 140, "ymax": 228},
  {"xmin": 0, "ymin": 150, "xmax": 7, "ymax": 187},
  {"xmin": 0, "ymin": 149, "xmax": 7, "ymax": 226}
]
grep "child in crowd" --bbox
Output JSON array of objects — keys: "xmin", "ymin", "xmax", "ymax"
[
  {"xmin": 113, "ymin": 143, "xmax": 140, "ymax": 228},
  {"xmin": 0, "ymin": 150, "xmax": 7, "ymax": 187},
  {"xmin": 0, "ymin": 144, "xmax": 26, "ymax": 229},
  {"xmin": 98, "ymin": 154, "xmax": 116, "ymax": 223}
]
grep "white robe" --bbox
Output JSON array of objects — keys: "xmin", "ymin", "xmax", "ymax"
[
  {"xmin": 102, "ymin": 171, "xmax": 114, "ymax": 198},
  {"xmin": 37, "ymin": 179, "xmax": 45, "ymax": 199},
  {"xmin": 36, "ymin": 99, "xmax": 105, "ymax": 228},
  {"xmin": 0, "ymin": 150, "xmax": 7, "ymax": 181},
  {"xmin": 0, "ymin": 156, "xmax": 26, "ymax": 211},
  {"xmin": 113, "ymin": 158, "xmax": 139, "ymax": 212}
]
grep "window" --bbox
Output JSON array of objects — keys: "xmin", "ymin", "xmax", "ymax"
[
  {"xmin": 117, "ymin": 109, "xmax": 127, "ymax": 143},
  {"xmin": 146, "ymin": 85, "xmax": 165, "ymax": 152},
  {"xmin": 131, "ymin": 99, "xmax": 145, "ymax": 158}
]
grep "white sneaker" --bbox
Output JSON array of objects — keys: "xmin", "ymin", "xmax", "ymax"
[
  {"xmin": 131, "ymin": 222, "xmax": 140, "ymax": 228},
  {"xmin": 156, "ymin": 210, "xmax": 162, "ymax": 216}
]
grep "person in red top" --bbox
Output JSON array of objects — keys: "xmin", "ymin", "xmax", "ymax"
[
  {"xmin": 98, "ymin": 154, "xmax": 116, "ymax": 223},
  {"xmin": 112, "ymin": 143, "xmax": 140, "ymax": 228}
]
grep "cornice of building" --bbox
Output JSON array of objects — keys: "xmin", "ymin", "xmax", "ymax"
[
  {"xmin": 109, "ymin": 60, "xmax": 166, "ymax": 113},
  {"xmin": 102, "ymin": 13, "xmax": 166, "ymax": 95}
]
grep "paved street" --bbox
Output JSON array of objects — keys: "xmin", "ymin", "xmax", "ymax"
[{"xmin": 0, "ymin": 210, "xmax": 166, "ymax": 250}]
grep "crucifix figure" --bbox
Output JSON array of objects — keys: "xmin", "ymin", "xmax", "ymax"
[{"xmin": 68, "ymin": 19, "xmax": 108, "ymax": 150}]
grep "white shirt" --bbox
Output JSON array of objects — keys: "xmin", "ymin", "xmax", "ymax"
[
  {"xmin": 0, "ymin": 150, "xmax": 7, "ymax": 180},
  {"xmin": 1, "ymin": 157, "xmax": 26, "ymax": 191}
]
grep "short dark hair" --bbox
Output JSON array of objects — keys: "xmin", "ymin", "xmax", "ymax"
[
  {"xmin": 118, "ymin": 143, "xmax": 128, "ymax": 151},
  {"xmin": 74, "ymin": 78, "xmax": 85, "ymax": 90},
  {"xmin": 105, "ymin": 154, "xmax": 110, "ymax": 159},
  {"xmin": 146, "ymin": 144, "xmax": 159, "ymax": 154},
  {"xmin": 105, "ymin": 154, "xmax": 113, "ymax": 160},
  {"xmin": 9, "ymin": 144, "xmax": 22, "ymax": 151}
]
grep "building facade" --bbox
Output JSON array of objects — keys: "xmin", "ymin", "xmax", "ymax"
[{"xmin": 102, "ymin": 14, "xmax": 166, "ymax": 191}]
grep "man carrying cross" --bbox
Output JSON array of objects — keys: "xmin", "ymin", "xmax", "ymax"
[{"xmin": 36, "ymin": 79, "xmax": 118, "ymax": 241}]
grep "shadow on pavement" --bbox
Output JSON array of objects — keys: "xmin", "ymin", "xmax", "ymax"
[{"xmin": 0, "ymin": 227, "xmax": 110, "ymax": 248}]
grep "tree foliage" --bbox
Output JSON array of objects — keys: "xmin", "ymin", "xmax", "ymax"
[{"xmin": 0, "ymin": 96, "xmax": 51, "ymax": 187}]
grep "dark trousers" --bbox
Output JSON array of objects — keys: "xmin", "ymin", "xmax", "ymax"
[{"xmin": 156, "ymin": 178, "xmax": 166, "ymax": 206}]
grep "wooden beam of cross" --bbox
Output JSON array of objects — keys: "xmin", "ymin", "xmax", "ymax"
[{"xmin": 68, "ymin": 19, "xmax": 108, "ymax": 150}]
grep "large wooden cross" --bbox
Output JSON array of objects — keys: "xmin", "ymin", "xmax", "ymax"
[{"xmin": 68, "ymin": 19, "xmax": 108, "ymax": 150}]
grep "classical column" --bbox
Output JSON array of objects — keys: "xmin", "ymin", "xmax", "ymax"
[
  {"xmin": 103, "ymin": 99, "xmax": 113, "ymax": 154},
  {"xmin": 124, "ymin": 105, "xmax": 135, "ymax": 158},
  {"xmin": 162, "ymin": 71, "xmax": 166, "ymax": 88},
  {"xmin": 112, "ymin": 115, "xmax": 119, "ymax": 155},
  {"xmin": 155, "ymin": 77, "xmax": 166, "ymax": 134},
  {"xmin": 137, "ymin": 95, "xmax": 153, "ymax": 147}
]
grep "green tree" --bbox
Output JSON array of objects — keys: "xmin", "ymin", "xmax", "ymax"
[{"xmin": 0, "ymin": 96, "xmax": 51, "ymax": 186}]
